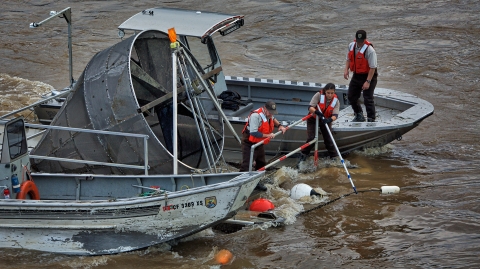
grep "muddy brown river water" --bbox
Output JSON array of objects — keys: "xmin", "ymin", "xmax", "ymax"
[{"xmin": 0, "ymin": 0, "xmax": 479, "ymax": 268}]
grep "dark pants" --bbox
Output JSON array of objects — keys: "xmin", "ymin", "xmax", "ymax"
[
  {"xmin": 239, "ymin": 131, "xmax": 267, "ymax": 172},
  {"xmin": 300, "ymin": 117, "xmax": 337, "ymax": 158},
  {"xmin": 348, "ymin": 73, "xmax": 377, "ymax": 119}
]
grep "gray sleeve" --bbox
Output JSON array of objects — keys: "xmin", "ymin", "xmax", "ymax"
[
  {"xmin": 309, "ymin": 92, "xmax": 321, "ymax": 107},
  {"xmin": 367, "ymin": 46, "xmax": 377, "ymax": 68},
  {"xmin": 248, "ymin": 113, "xmax": 262, "ymax": 133},
  {"xmin": 332, "ymin": 99, "xmax": 340, "ymax": 116},
  {"xmin": 346, "ymin": 42, "xmax": 354, "ymax": 60}
]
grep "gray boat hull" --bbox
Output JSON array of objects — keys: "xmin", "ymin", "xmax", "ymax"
[
  {"xmin": 0, "ymin": 171, "xmax": 263, "ymax": 255},
  {"xmin": 220, "ymin": 76, "xmax": 434, "ymax": 157},
  {"xmin": 34, "ymin": 76, "xmax": 434, "ymax": 158}
]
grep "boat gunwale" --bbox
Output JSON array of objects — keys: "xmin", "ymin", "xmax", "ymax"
[
  {"xmin": 223, "ymin": 76, "xmax": 434, "ymax": 131},
  {"xmin": 0, "ymin": 171, "xmax": 264, "ymax": 208}
]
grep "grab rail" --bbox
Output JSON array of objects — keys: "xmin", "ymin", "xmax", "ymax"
[
  {"xmin": 26, "ymin": 122, "xmax": 150, "ymax": 175},
  {"xmin": 0, "ymin": 120, "xmax": 150, "ymax": 175}
]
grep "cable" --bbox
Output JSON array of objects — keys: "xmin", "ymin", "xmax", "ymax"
[
  {"xmin": 401, "ymin": 181, "xmax": 480, "ymax": 190},
  {"xmin": 297, "ymin": 181, "xmax": 480, "ymax": 216},
  {"xmin": 299, "ymin": 191, "xmax": 356, "ymax": 215}
]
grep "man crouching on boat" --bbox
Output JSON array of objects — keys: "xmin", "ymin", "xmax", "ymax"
[
  {"xmin": 298, "ymin": 83, "xmax": 340, "ymax": 164},
  {"xmin": 240, "ymin": 101, "xmax": 287, "ymax": 176}
]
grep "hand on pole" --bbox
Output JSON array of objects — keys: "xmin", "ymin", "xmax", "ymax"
[
  {"xmin": 322, "ymin": 117, "xmax": 333, "ymax": 124},
  {"xmin": 266, "ymin": 133, "xmax": 275, "ymax": 139},
  {"xmin": 278, "ymin": 125, "xmax": 287, "ymax": 134},
  {"xmin": 314, "ymin": 110, "xmax": 324, "ymax": 118}
]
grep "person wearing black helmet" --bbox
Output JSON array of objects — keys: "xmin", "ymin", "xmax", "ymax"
[{"xmin": 344, "ymin": 30, "xmax": 378, "ymax": 122}]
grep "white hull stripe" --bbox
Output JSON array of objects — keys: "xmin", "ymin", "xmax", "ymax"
[{"xmin": 225, "ymin": 76, "xmax": 341, "ymax": 88}]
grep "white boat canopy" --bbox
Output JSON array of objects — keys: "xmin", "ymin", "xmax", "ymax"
[{"xmin": 118, "ymin": 8, "xmax": 244, "ymax": 41}]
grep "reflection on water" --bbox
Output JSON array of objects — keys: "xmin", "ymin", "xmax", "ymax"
[{"xmin": 1, "ymin": 0, "xmax": 480, "ymax": 268}]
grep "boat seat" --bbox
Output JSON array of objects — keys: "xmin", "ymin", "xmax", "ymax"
[{"xmin": 222, "ymin": 102, "xmax": 253, "ymax": 117}]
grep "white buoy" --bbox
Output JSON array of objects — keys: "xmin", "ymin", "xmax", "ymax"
[
  {"xmin": 290, "ymin": 183, "xmax": 321, "ymax": 200},
  {"xmin": 381, "ymin": 186, "xmax": 400, "ymax": 194}
]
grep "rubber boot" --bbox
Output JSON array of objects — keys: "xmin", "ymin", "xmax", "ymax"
[
  {"xmin": 352, "ymin": 112, "xmax": 365, "ymax": 122},
  {"xmin": 255, "ymin": 183, "xmax": 268, "ymax": 191},
  {"xmin": 296, "ymin": 153, "xmax": 308, "ymax": 169}
]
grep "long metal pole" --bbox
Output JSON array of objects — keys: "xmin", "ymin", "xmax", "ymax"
[
  {"xmin": 144, "ymin": 136, "xmax": 149, "ymax": 175},
  {"xmin": 172, "ymin": 49, "xmax": 178, "ymax": 175},
  {"xmin": 191, "ymin": 96, "xmax": 216, "ymax": 171},
  {"xmin": 65, "ymin": 8, "xmax": 74, "ymax": 87},
  {"xmin": 180, "ymin": 53, "xmax": 218, "ymax": 171},
  {"xmin": 314, "ymin": 114, "xmax": 319, "ymax": 166},
  {"xmin": 182, "ymin": 51, "xmax": 241, "ymax": 144},
  {"xmin": 248, "ymin": 114, "xmax": 313, "ymax": 172},
  {"xmin": 178, "ymin": 63, "xmax": 213, "ymax": 172},
  {"xmin": 317, "ymin": 105, "xmax": 357, "ymax": 194},
  {"xmin": 30, "ymin": 7, "xmax": 74, "ymax": 88},
  {"xmin": 257, "ymin": 139, "xmax": 317, "ymax": 171},
  {"xmin": 179, "ymin": 102, "xmax": 222, "ymax": 137}
]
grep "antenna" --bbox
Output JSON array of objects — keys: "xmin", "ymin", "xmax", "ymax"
[{"xmin": 30, "ymin": 7, "xmax": 75, "ymax": 88}]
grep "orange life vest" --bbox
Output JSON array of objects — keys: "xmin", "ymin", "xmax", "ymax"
[
  {"xmin": 314, "ymin": 92, "xmax": 338, "ymax": 118},
  {"xmin": 348, "ymin": 40, "xmax": 372, "ymax": 74},
  {"xmin": 242, "ymin": 107, "xmax": 274, "ymax": 144}
]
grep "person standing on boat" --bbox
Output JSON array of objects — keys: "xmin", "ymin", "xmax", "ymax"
[
  {"xmin": 240, "ymin": 101, "xmax": 287, "ymax": 173},
  {"xmin": 344, "ymin": 30, "xmax": 378, "ymax": 122},
  {"xmin": 298, "ymin": 83, "xmax": 340, "ymax": 163}
]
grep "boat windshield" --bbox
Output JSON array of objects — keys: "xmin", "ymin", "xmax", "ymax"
[
  {"xmin": 183, "ymin": 36, "xmax": 218, "ymax": 73},
  {"xmin": 5, "ymin": 118, "xmax": 28, "ymax": 160}
]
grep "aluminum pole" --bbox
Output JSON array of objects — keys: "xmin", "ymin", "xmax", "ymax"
[
  {"xmin": 248, "ymin": 114, "xmax": 313, "ymax": 172},
  {"xmin": 172, "ymin": 48, "xmax": 178, "ymax": 175},
  {"xmin": 317, "ymin": 105, "xmax": 357, "ymax": 194},
  {"xmin": 314, "ymin": 114, "xmax": 319, "ymax": 166},
  {"xmin": 182, "ymin": 50, "xmax": 241, "ymax": 144}
]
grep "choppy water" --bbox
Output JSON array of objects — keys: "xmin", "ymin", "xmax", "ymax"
[{"xmin": 1, "ymin": 0, "xmax": 479, "ymax": 268}]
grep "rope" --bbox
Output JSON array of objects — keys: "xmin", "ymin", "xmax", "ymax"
[
  {"xmin": 401, "ymin": 181, "xmax": 480, "ymax": 190},
  {"xmin": 297, "ymin": 181, "xmax": 480, "ymax": 216},
  {"xmin": 299, "ymin": 191, "xmax": 356, "ymax": 215},
  {"xmin": 22, "ymin": 164, "xmax": 33, "ymax": 183}
]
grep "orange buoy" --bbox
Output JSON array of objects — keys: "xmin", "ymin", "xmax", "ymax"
[
  {"xmin": 215, "ymin": 249, "xmax": 233, "ymax": 265},
  {"xmin": 16, "ymin": 180, "xmax": 40, "ymax": 200},
  {"xmin": 249, "ymin": 198, "xmax": 274, "ymax": 212}
]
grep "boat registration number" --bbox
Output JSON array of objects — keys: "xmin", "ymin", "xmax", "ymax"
[{"xmin": 162, "ymin": 200, "xmax": 204, "ymax": 212}]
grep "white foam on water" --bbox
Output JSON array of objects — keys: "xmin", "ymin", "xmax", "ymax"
[
  {"xmin": 180, "ymin": 228, "xmax": 216, "ymax": 242},
  {"xmin": 355, "ymin": 144, "xmax": 395, "ymax": 156},
  {"xmin": 258, "ymin": 167, "xmax": 330, "ymax": 225},
  {"xmin": 297, "ymin": 156, "xmax": 357, "ymax": 173},
  {"xmin": 65, "ymin": 255, "xmax": 110, "ymax": 269},
  {"xmin": 0, "ymin": 73, "xmax": 53, "ymax": 120},
  {"xmin": 141, "ymin": 242, "xmax": 173, "ymax": 255}
]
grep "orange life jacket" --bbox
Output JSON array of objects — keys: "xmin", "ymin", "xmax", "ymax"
[
  {"xmin": 314, "ymin": 92, "xmax": 338, "ymax": 118},
  {"xmin": 242, "ymin": 107, "xmax": 274, "ymax": 144},
  {"xmin": 348, "ymin": 40, "xmax": 372, "ymax": 74}
]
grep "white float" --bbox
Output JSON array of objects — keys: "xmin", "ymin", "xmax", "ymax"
[
  {"xmin": 381, "ymin": 186, "xmax": 400, "ymax": 194},
  {"xmin": 290, "ymin": 183, "xmax": 321, "ymax": 199}
]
